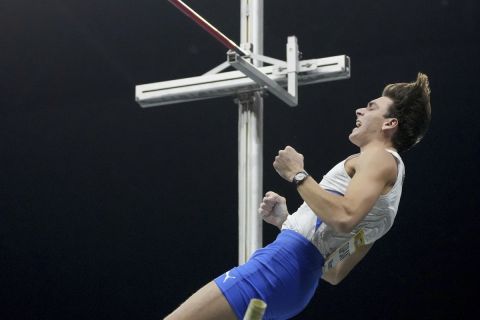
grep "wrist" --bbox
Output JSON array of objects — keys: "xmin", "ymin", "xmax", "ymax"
[
  {"xmin": 287, "ymin": 168, "xmax": 304, "ymax": 182},
  {"xmin": 292, "ymin": 170, "xmax": 309, "ymax": 186}
]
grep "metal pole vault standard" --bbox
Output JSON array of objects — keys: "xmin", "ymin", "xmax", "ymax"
[
  {"xmin": 136, "ymin": 0, "xmax": 351, "ymax": 265},
  {"xmin": 237, "ymin": 0, "xmax": 263, "ymax": 265}
]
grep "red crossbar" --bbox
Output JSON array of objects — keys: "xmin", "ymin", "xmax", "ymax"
[{"xmin": 168, "ymin": 0, "xmax": 246, "ymax": 56}]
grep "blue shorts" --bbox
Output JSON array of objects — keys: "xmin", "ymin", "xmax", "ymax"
[{"xmin": 214, "ymin": 230, "xmax": 324, "ymax": 320}]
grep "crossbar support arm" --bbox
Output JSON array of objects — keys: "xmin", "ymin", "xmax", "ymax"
[{"xmin": 228, "ymin": 52, "xmax": 298, "ymax": 107}]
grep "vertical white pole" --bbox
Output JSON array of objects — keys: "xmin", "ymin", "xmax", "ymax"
[{"xmin": 238, "ymin": 0, "xmax": 263, "ymax": 264}]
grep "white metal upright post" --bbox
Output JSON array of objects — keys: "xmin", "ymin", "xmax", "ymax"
[{"xmin": 238, "ymin": 0, "xmax": 263, "ymax": 264}]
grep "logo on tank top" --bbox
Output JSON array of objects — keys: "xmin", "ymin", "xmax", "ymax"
[{"xmin": 223, "ymin": 271, "xmax": 236, "ymax": 283}]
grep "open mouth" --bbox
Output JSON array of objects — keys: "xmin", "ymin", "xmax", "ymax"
[{"xmin": 355, "ymin": 120, "xmax": 362, "ymax": 128}]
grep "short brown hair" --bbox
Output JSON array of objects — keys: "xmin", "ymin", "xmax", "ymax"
[{"xmin": 382, "ymin": 73, "xmax": 432, "ymax": 152}]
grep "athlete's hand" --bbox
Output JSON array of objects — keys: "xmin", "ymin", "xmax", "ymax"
[
  {"xmin": 273, "ymin": 146, "xmax": 304, "ymax": 182},
  {"xmin": 258, "ymin": 191, "xmax": 289, "ymax": 229}
]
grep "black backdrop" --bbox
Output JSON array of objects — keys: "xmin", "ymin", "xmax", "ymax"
[{"xmin": 1, "ymin": 0, "xmax": 479, "ymax": 319}]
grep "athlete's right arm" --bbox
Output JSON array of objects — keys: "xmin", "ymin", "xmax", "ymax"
[{"xmin": 258, "ymin": 191, "xmax": 289, "ymax": 229}]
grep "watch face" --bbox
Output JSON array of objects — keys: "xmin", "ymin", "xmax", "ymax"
[{"xmin": 295, "ymin": 172, "xmax": 307, "ymax": 180}]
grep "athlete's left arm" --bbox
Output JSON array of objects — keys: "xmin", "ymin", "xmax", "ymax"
[
  {"xmin": 273, "ymin": 146, "xmax": 396, "ymax": 233},
  {"xmin": 298, "ymin": 149, "xmax": 396, "ymax": 233}
]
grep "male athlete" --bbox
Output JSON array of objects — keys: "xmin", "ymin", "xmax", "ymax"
[{"xmin": 165, "ymin": 73, "xmax": 431, "ymax": 319}]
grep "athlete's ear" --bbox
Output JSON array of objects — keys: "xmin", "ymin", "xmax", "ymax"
[{"xmin": 382, "ymin": 118, "xmax": 398, "ymax": 131}]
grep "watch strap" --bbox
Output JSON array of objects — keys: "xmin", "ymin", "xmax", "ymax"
[{"xmin": 292, "ymin": 170, "xmax": 309, "ymax": 186}]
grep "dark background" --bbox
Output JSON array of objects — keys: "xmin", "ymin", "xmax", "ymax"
[{"xmin": 1, "ymin": 0, "xmax": 479, "ymax": 319}]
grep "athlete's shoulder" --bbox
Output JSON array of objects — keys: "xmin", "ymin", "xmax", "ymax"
[{"xmin": 357, "ymin": 147, "xmax": 397, "ymax": 174}]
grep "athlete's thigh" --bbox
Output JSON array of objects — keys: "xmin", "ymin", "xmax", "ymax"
[{"xmin": 164, "ymin": 281, "xmax": 237, "ymax": 320}]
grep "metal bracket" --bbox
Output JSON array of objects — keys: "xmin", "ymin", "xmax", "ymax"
[
  {"xmin": 234, "ymin": 92, "xmax": 257, "ymax": 105},
  {"xmin": 203, "ymin": 52, "xmax": 287, "ymax": 76},
  {"xmin": 228, "ymin": 36, "xmax": 299, "ymax": 107}
]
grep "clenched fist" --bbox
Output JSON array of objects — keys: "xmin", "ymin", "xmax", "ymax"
[
  {"xmin": 258, "ymin": 191, "xmax": 289, "ymax": 229},
  {"xmin": 273, "ymin": 146, "xmax": 304, "ymax": 182}
]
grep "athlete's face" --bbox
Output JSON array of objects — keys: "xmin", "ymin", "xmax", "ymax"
[{"xmin": 349, "ymin": 96, "xmax": 395, "ymax": 146}]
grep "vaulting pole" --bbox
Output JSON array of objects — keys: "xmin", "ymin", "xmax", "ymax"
[
  {"xmin": 167, "ymin": 0, "xmax": 246, "ymax": 56},
  {"xmin": 238, "ymin": 0, "xmax": 263, "ymax": 264}
]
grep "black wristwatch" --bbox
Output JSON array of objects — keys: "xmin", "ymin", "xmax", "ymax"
[{"xmin": 292, "ymin": 170, "xmax": 309, "ymax": 186}]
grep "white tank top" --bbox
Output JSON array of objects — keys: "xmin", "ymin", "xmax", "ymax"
[{"xmin": 281, "ymin": 149, "xmax": 405, "ymax": 258}]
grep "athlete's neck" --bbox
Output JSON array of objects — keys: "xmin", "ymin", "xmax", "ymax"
[{"xmin": 359, "ymin": 140, "xmax": 395, "ymax": 153}]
